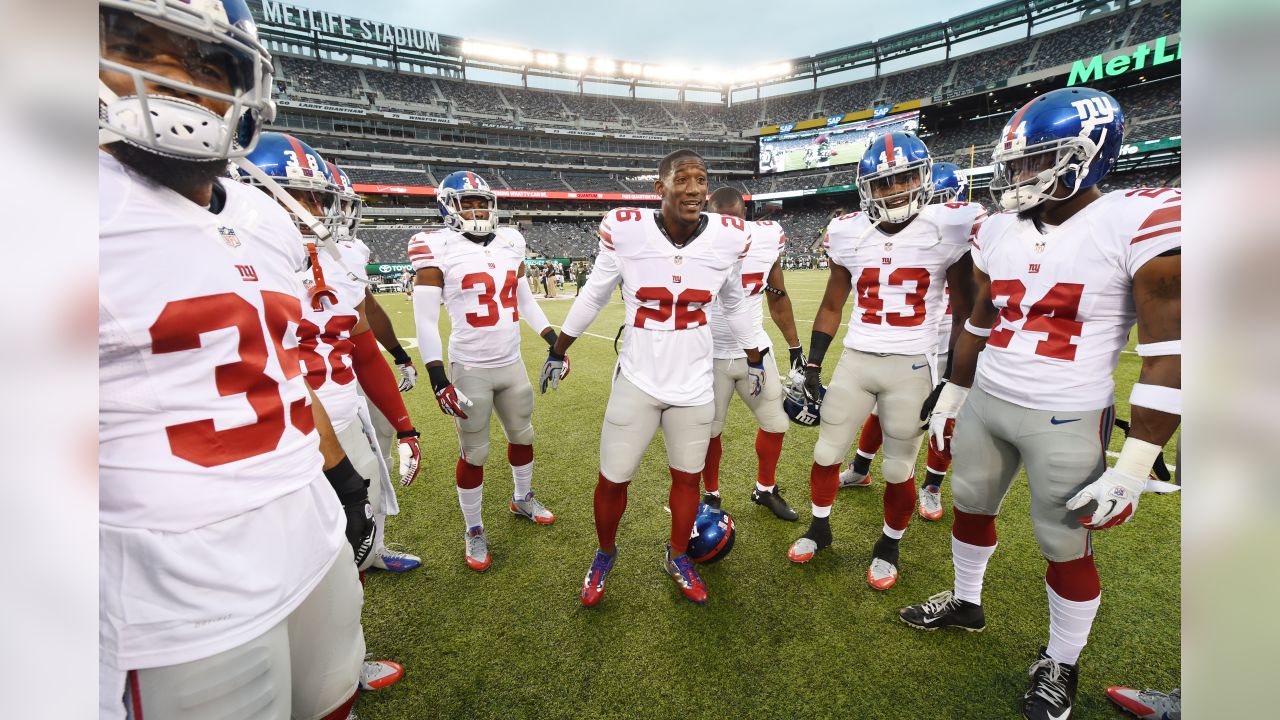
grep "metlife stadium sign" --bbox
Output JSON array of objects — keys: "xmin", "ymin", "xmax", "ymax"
[
  {"xmin": 258, "ymin": 0, "xmax": 445, "ymax": 52},
  {"xmin": 1067, "ymin": 34, "xmax": 1180, "ymax": 87}
]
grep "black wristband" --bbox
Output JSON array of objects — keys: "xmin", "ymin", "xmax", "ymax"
[
  {"xmin": 323, "ymin": 456, "xmax": 368, "ymax": 505},
  {"xmin": 388, "ymin": 345, "xmax": 412, "ymax": 365},
  {"xmin": 396, "ymin": 429, "xmax": 420, "ymax": 439},
  {"xmin": 543, "ymin": 329, "xmax": 559, "ymax": 349},
  {"xmin": 808, "ymin": 330, "xmax": 834, "ymax": 366},
  {"xmin": 426, "ymin": 364, "xmax": 450, "ymax": 392}
]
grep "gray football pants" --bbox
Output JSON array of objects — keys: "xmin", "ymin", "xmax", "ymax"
[
  {"xmin": 451, "ymin": 360, "xmax": 535, "ymax": 467},
  {"xmin": 600, "ymin": 372, "xmax": 715, "ymax": 483},
  {"xmin": 710, "ymin": 354, "xmax": 789, "ymax": 437},
  {"xmin": 123, "ymin": 543, "xmax": 364, "ymax": 720},
  {"xmin": 950, "ymin": 386, "xmax": 1115, "ymax": 562},
  {"xmin": 814, "ymin": 348, "xmax": 933, "ymax": 485},
  {"xmin": 335, "ymin": 419, "xmax": 382, "ymax": 571}
]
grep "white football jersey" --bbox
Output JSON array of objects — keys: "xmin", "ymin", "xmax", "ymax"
[
  {"xmin": 297, "ymin": 242, "xmax": 369, "ymax": 432},
  {"xmin": 98, "ymin": 151, "xmax": 342, "ymax": 669},
  {"xmin": 407, "ymin": 226, "xmax": 528, "ymax": 368},
  {"xmin": 563, "ymin": 208, "xmax": 754, "ymax": 406},
  {"xmin": 709, "ymin": 219, "xmax": 785, "ymax": 359},
  {"xmin": 972, "ymin": 188, "xmax": 1182, "ymax": 411},
  {"xmin": 824, "ymin": 202, "xmax": 986, "ymax": 355}
]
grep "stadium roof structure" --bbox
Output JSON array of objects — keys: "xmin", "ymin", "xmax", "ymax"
[{"xmin": 251, "ymin": 0, "xmax": 1132, "ymax": 97}]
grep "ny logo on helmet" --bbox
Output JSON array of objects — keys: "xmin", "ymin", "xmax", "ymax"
[{"xmin": 1072, "ymin": 96, "xmax": 1118, "ymax": 135}]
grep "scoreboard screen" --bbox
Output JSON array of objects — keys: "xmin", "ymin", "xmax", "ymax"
[{"xmin": 757, "ymin": 110, "xmax": 920, "ymax": 175}]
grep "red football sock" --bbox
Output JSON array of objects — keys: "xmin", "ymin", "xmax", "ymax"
[
  {"xmin": 507, "ymin": 443, "xmax": 533, "ymax": 466},
  {"xmin": 319, "ymin": 691, "xmax": 358, "ymax": 720},
  {"xmin": 592, "ymin": 474, "xmax": 629, "ymax": 554},
  {"xmin": 810, "ymin": 462, "xmax": 840, "ymax": 509},
  {"xmin": 883, "ymin": 476, "xmax": 917, "ymax": 532},
  {"xmin": 455, "ymin": 458, "xmax": 484, "ymax": 489},
  {"xmin": 703, "ymin": 434, "xmax": 722, "ymax": 493},
  {"xmin": 952, "ymin": 507, "xmax": 998, "ymax": 547},
  {"xmin": 1046, "ymin": 555, "xmax": 1101, "ymax": 601},
  {"xmin": 755, "ymin": 429, "xmax": 785, "ymax": 488},
  {"xmin": 857, "ymin": 413, "xmax": 884, "ymax": 457},
  {"xmin": 668, "ymin": 468, "xmax": 701, "ymax": 554}
]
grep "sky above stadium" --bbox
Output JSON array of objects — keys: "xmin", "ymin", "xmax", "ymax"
[{"xmin": 287, "ymin": 0, "xmax": 1001, "ymax": 67}]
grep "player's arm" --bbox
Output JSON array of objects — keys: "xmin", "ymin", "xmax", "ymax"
[
  {"xmin": 515, "ymin": 261, "xmax": 559, "ymax": 349},
  {"xmin": 413, "ymin": 266, "xmax": 472, "ymax": 418},
  {"xmin": 802, "ymin": 254, "xmax": 853, "ymax": 403},
  {"xmin": 545, "ymin": 245, "xmax": 622, "ymax": 392},
  {"xmin": 1066, "ymin": 251, "xmax": 1181, "ymax": 529},
  {"xmin": 351, "ymin": 298, "xmax": 421, "ymax": 485},
  {"xmin": 309, "ymin": 387, "xmax": 376, "ymax": 566},
  {"xmin": 921, "ymin": 266, "xmax": 996, "ymax": 451},
  {"xmin": 764, "ymin": 259, "xmax": 805, "ymax": 374},
  {"xmin": 363, "ymin": 287, "xmax": 417, "ymax": 391},
  {"xmin": 941, "ymin": 252, "xmax": 977, "ymax": 379}
]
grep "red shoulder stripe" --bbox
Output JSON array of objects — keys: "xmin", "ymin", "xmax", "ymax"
[
  {"xmin": 1132, "ymin": 226, "xmax": 1180, "ymax": 244},
  {"xmin": 1137, "ymin": 204, "xmax": 1181, "ymax": 231}
]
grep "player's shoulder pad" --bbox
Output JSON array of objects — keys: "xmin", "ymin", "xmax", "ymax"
[
  {"xmin": 494, "ymin": 225, "xmax": 526, "ymax": 249},
  {"xmin": 823, "ymin": 210, "xmax": 867, "ymax": 250},
  {"xmin": 969, "ymin": 209, "xmax": 1017, "ymax": 253},
  {"xmin": 706, "ymin": 212, "xmax": 752, "ymax": 260},
  {"xmin": 1101, "ymin": 187, "xmax": 1182, "ymax": 246},
  {"xmin": 598, "ymin": 206, "xmax": 649, "ymax": 252},
  {"xmin": 926, "ymin": 201, "xmax": 990, "ymax": 246},
  {"xmin": 407, "ymin": 227, "xmax": 454, "ymax": 262},
  {"xmin": 749, "ymin": 219, "xmax": 787, "ymax": 249}
]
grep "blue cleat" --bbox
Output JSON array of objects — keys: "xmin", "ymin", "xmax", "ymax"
[{"xmin": 581, "ymin": 547, "xmax": 617, "ymax": 607}]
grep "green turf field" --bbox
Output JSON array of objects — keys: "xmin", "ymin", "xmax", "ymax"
[{"xmin": 359, "ymin": 270, "xmax": 1180, "ymax": 720}]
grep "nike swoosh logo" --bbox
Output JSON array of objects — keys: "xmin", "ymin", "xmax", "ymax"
[
  {"xmin": 911, "ymin": 363, "xmax": 928, "ymax": 370},
  {"xmin": 1103, "ymin": 499, "xmax": 1117, "ymax": 516},
  {"xmin": 1048, "ymin": 710, "xmax": 1069, "ymax": 720},
  {"xmin": 1049, "ymin": 417, "xmax": 1080, "ymax": 425},
  {"xmin": 921, "ymin": 615, "xmax": 944, "ymax": 624}
]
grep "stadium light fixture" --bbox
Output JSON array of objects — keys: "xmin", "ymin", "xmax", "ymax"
[
  {"xmin": 594, "ymin": 58, "xmax": 617, "ymax": 75},
  {"xmin": 534, "ymin": 52, "xmax": 560, "ymax": 68},
  {"xmin": 622, "ymin": 62, "xmax": 643, "ymax": 77},
  {"xmin": 643, "ymin": 64, "xmax": 691, "ymax": 81},
  {"xmin": 462, "ymin": 40, "xmax": 534, "ymax": 65},
  {"xmin": 566, "ymin": 56, "xmax": 589, "ymax": 72}
]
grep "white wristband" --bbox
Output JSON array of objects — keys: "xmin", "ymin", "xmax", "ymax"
[
  {"xmin": 1130, "ymin": 382, "xmax": 1181, "ymax": 415},
  {"xmin": 964, "ymin": 319, "xmax": 992, "ymax": 338},
  {"xmin": 1135, "ymin": 340, "xmax": 1181, "ymax": 357},
  {"xmin": 1113, "ymin": 436, "xmax": 1164, "ymax": 480}
]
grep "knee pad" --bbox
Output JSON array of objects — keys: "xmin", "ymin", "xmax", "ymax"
[
  {"xmin": 462, "ymin": 440, "xmax": 490, "ymax": 467},
  {"xmin": 813, "ymin": 434, "xmax": 847, "ymax": 468},
  {"xmin": 880, "ymin": 456, "xmax": 915, "ymax": 485},
  {"xmin": 505, "ymin": 423, "xmax": 534, "ymax": 447}
]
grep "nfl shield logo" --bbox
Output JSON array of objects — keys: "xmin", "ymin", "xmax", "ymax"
[
  {"xmin": 673, "ymin": 255, "xmax": 684, "ymax": 265},
  {"xmin": 219, "ymin": 226, "xmax": 241, "ymax": 248},
  {"xmin": 883, "ymin": 242, "xmax": 893, "ymax": 252},
  {"xmin": 1034, "ymin": 241, "xmax": 1046, "ymax": 254}
]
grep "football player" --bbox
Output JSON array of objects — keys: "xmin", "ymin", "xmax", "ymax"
[
  {"xmin": 899, "ymin": 87, "xmax": 1181, "ymax": 720},
  {"xmin": 409, "ymin": 171, "xmax": 558, "ymax": 572},
  {"xmin": 701, "ymin": 187, "xmax": 804, "ymax": 521},
  {"xmin": 839, "ymin": 161, "xmax": 974, "ymax": 521},
  {"xmin": 240, "ymin": 140, "xmax": 424, "ymax": 580},
  {"xmin": 99, "ymin": 2, "xmax": 395, "ymax": 717},
  {"xmin": 791, "ymin": 132, "xmax": 985, "ymax": 593},
  {"xmin": 326, "ymin": 160, "xmax": 423, "ymax": 572},
  {"xmin": 544, "ymin": 149, "xmax": 766, "ymax": 607}
]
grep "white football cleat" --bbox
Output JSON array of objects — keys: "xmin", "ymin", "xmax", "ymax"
[
  {"xmin": 839, "ymin": 465, "xmax": 871, "ymax": 488},
  {"xmin": 359, "ymin": 660, "xmax": 403, "ymax": 691},
  {"xmin": 918, "ymin": 485, "xmax": 944, "ymax": 521},
  {"xmin": 867, "ymin": 557, "xmax": 899, "ymax": 590}
]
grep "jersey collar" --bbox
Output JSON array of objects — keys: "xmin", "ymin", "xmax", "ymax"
[{"xmin": 654, "ymin": 211, "xmax": 708, "ymax": 248}]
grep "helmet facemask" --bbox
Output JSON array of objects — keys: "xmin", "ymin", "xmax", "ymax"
[
  {"xmin": 441, "ymin": 189, "xmax": 498, "ymax": 237},
  {"xmin": 858, "ymin": 158, "xmax": 933, "ymax": 224},
  {"xmin": 98, "ymin": 1, "xmax": 275, "ymax": 160},
  {"xmin": 990, "ymin": 133, "xmax": 1103, "ymax": 212}
]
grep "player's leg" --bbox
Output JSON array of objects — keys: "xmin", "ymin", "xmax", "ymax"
[
  {"xmin": 736, "ymin": 354, "xmax": 797, "ymax": 520},
  {"xmin": 352, "ymin": 406, "xmax": 419, "ymax": 572},
  {"xmin": 703, "ymin": 358, "xmax": 741, "ymax": 508},
  {"xmin": 583, "ymin": 374, "xmax": 664, "ymax": 607},
  {"xmin": 362, "ymin": 393, "xmax": 397, "ymax": 474},
  {"xmin": 335, "ymin": 420, "xmax": 387, "ymax": 574},
  {"xmin": 1015, "ymin": 405, "xmax": 1113, "ymax": 720},
  {"xmin": 899, "ymin": 387, "xmax": 1022, "ymax": 631},
  {"xmin": 450, "ymin": 362, "xmax": 497, "ymax": 571},
  {"xmin": 840, "ymin": 409, "xmax": 881, "ymax": 488},
  {"xmin": 919, "ymin": 351, "xmax": 952, "ymax": 520},
  {"xmin": 660, "ymin": 398, "xmax": 716, "ymax": 605},
  {"xmin": 491, "ymin": 361, "xmax": 554, "ymax": 524},
  {"xmin": 286, "ymin": 542, "xmax": 369, "ymax": 720},
  {"xmin": 865, "ymin": 353, "xmax": 933, "ymax": 590},
  {"xmin": 791, "ymin": 349, "xmax": 878, "ymax": 563}
]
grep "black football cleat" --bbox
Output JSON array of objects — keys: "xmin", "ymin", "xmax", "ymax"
[
  {"xmin": 899, "ymin": 590, "xmax": 986, "ymax": 631},
  {"xmin": 701, "ymin": 492, "xmax": 722, "ymax": 510},
  {"xmin": 1023, "ymin": 647, "xmax": 1079, "ymax": 720},
  {"xmin": 751, "ymin": 486, "xmax": 798, "ymax": 521}
]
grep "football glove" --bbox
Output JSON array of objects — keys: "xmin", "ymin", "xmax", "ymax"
[
  {"xmin": 324, "ymin": 458, "xmax": 375, "ymax": 567},
  {"xmin": 802, "ymin": 363, "xmax": 823, "ymax": 405},
  {"xmin": 397, "ymin": 429, "xmax": 421, "ymax": 487},
  {"xmin": 919, "ymin": 381, "xmax": 946, "ymax": 423},
  {"xmin": 434, "ymin": 383, "xmax": 472, "ymax": 418},
  {"xmin": 1065, "ymin": 466, "xmax": 1145, "ymax": 529},
  {"xmin": 396, "ymin": 361, "xmax": 417, "ymax": 392},
  {"xmin": 926, "ymin": 382, "xmax": 968, "ymax": 454},
  {"xmin": 747, "ymin": 355, "xmax": 767, "ymax": 398},
  {"xmin": 787, "ymin": 346, "xmax": 806, "ymax": 388},
  {"xmin": 540, "ymin": 351, "xmax": 570, "ymax": 393}
]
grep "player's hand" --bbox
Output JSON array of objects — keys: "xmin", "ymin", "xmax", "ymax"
[
  {"xmin": 747, "ymin": 357, "xmax": 767, "ymax": 398},
  {"xmin": 919, "ymin": 381, "xmax": 946, "ymax": 422},
  {"xmin": 397, "ymin": 430, "xmax": 421, "ymax": 487},
  {"xmin": 926, "ymin": 382, "xmax": 968, "ymax": 454},
  {"xmin": 434, "ymin": 383, "xmax": 472, "ymax": 419},
  {"xmin": 540, "ymin": 352, "xmax": 570, "ymax": 393},
  {"xmin": 787, "ymin": 346, "xmax": 807, "ymax": 387},
  {"xmin": 802, "ymin": 363, "xmax": 823, "ymax": 405},
  {"xmin": 1066, "ymin": 467, "xmax": 1146, "ymax": 529},
  {"xmin": 397, "ymin": 361, "xmax": 417, "ymax": 392}
]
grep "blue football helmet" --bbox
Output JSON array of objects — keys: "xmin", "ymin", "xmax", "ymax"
[
  {"xmin": 99, "ymin": 0, "xmax": 276, "ymax": 159},
  {"xmin": 990, "ymin": 86, "xmax": 1125, "ymax": 212},
  {"xmin": 327, "ymin": 161, "xmax": 363, "ymax": 239},
  {"xmin": 688, "ymin": 504, "xmax": 736, "ymax": 564},
  {"xmin": 783, "ymin": 381, "xmax": 825, "ymax": 427},
  {"xmin": 930, "ymin": 162, "xmax": 967, "ymax": 204},
  {"xmin": 438, "ymin": 171, "xmax": 498, "ymax": 237},
  {"xmin": 857, "ymin": 131, "xmax": 933, "ymax": 223},
  {"xmin": 238, "ymin": 132, "xmax": 338, "ymax": 235}
]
